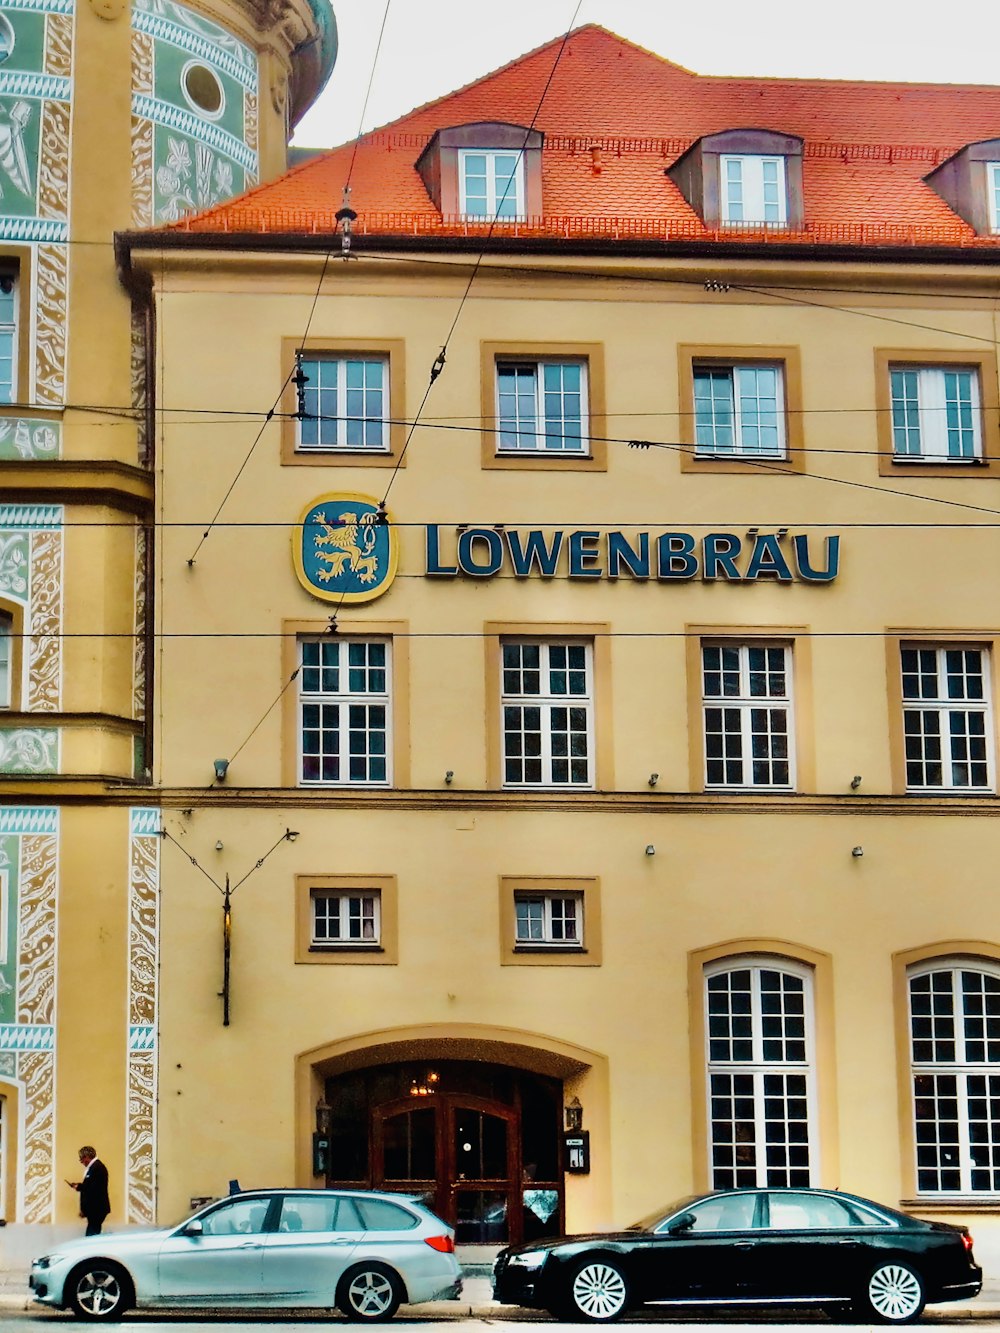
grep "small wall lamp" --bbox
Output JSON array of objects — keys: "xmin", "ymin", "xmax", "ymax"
[
  {"xmin": 213, "ymin": 758, "xmax": 229, "ymax": 782},
  {"xmin": 285, "ymin": 828, "xmax": 300, "ymax": 842},
  {"xmin": 564, "ymin": 1096, "xmax": 583, "ymax": 1132},
  {"xmin": 645, "ymin": 844, "xmax": 656, "ymax": 856},
  {"xmin": 214, "ymin": 840, "xmax": 223, "ymax": 852},
  {"xmin": 315, "ymin": 1097, "xmax": 333, "ymax": 1137},
  {"xmin": 648, "ymin": 773, "xmax": 659, "ymax": 787},
  {"xmin": 850, "ymin": 775, "xmax": 862, "ymax": 790},
  {"xmin": 444, "ymin": 771, "xmax": 454, "ymax": 785},
  {"xmin": 852, "ymin": 846, "xmax": 864, "ymax": 858}
]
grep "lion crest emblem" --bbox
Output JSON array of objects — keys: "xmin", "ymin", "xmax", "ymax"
[{"xmin": 293, "ymin": 494, "xmax": 398, "ymax": 604}]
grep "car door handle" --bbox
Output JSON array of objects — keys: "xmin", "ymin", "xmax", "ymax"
[
  {"xmin": 733, "ymin": 1241, "xmax": 755, "ymax": 1250},
  {"xmin": 838, "ymin": 1239, "xmax": 860, "ymax": 1246},
  {"xmin": 238, "ymin": 1242, "xmax": 260, "ymax": 1249}
]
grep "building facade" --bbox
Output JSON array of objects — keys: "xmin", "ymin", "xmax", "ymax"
[
  {"xmin": 0, "ymin": 0, "xmax": 335, "ymax": 1243},
  {"xmin": 118, "ymin": 25, "xmax": 1000, "ymax": 1259}
]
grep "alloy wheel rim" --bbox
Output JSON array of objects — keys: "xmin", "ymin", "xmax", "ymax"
[
  {"xmin": 349, "ymin": 1271, "xmax": 394, "ymax": 1315},
  {"xmin": 573, "ymin": 1263, "xmax": 627, "ymax": 1319},
  {"xmin": 869, "ymin": 1265, "xmax": 922, "ymax": 1319},
  {"xmin": 78, "ymin": 1271, "xmax": 121, "ymax": 1316}
]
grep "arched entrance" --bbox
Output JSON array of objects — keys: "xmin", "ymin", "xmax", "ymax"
[{"xmin": 322, "ymin": 1060, "xmax": 564, "ymax": 1245}]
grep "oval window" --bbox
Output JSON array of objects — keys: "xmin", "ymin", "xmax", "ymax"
[
  {"xmin": 181, "ymin": 62, "xmax": 224, "ymax": 118},
  {"xmin": 0, "ymin": 14, "xmax": 16, "ymax": 65}
]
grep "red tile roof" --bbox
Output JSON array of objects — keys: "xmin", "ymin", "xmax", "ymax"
[{"xmin": 165, "ymin": 25, "xmax": 1000, "ymax": 249}]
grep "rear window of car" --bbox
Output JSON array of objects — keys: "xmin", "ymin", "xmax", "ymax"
[
  {"xmin": 355, "ymin": 1198, "xmax": 419, "ymax": 1231},
  {"xmin": 278, "ymin": 1195, "xmax": 365, "ymax": 1233}
]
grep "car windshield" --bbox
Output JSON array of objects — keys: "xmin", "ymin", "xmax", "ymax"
[{"xmin": 627, "ymin": 1195, "xmax": 702, "ymax": 1232}]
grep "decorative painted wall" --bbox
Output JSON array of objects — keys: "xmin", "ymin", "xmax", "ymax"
[
  {"xmin": 130, "ymin": 0, "xmax": 258, "ymax": 227},
  {"xmin": 0, "ymin": 0, "xmax": 73, "ymax": 407},
  {"xmin": 126, "ymin": 806, "xmax": 158, "ymax": 1223},
  {"xmin": 0, "ymin": 804, "xmax": 57, "ymax": 1223},
  {"xmin": 0, "ymin": 503, "xmax": 62, "ymax": 774}
]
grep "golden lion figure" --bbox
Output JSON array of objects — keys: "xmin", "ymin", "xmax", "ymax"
[{"xmin": 312, "ymin": 510, "xmax": 380, "ymax": 584}]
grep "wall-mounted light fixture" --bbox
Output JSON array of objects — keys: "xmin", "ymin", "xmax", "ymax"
[
  {"xmin": 444, "ymin": 771, "xmax": 454, "ymax": 785},
  {"xmin": 215, "ymin": 840, "xmax": 223, "ymax": 852},
  {"xmin": 645, "ymin": 844, "xmax": 656, "ymax": 857},
  {"xmin": 564, "ymin": 1096, "xmax": 584, "ymax": 1132},
  {"xmin": 286, "ymin": 828, "xmax": 300, "ymax": 842},
  {"xmin": 648, "ymin": 773, "xmax": 659, "ymax": 787},
  {"xmin": 213, "ymin": 758, "xmax": 229, "ymax": 782},
  {"xmin": 850, "ymin": 775, "xmax": 862, "ymax": 790},
  {"xmin": 852, "ymin": 846, "xmax": 864, "ymax": 858}
]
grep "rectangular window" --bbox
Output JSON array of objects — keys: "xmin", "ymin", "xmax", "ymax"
[
  {"xmin": 459, "ymin": 149, "xmax": 524, "ymax": 219},
  {"xmin": 297, "ymin": 354, "xmax": 389, "ymax": 452},
  {"xmin": 514, "ymin": 891, "xmax": 583, "ymax": 948},
  {"xmin": 988, "ymin": 164, "xmax": 1000, "ymax": 233},
  {"xmin": 299, "ymin": 637, "xmax": 391, "ymax": 786},
  {"xmin": 694, "ymin": 364, "xmax": 785, "ymax": 457},
  {"xmin": 890, "ymin": 366, "xmax": 981, "ymax": 462},
  {"xmin": 501, "ymin": 640, "xmax": 593, "ymax": 788},
  {"xmin": 702, "ymin": 642, "xmax": 793, "ymax": 789},
  {"xmin": 0, "ymin": 276, "xmax": 17, "ymax": 405},
  {"xmin": 496, "ymin": 359, "xmax": 587, "ymax": 454},
  {"xmin": 720, "ymin": 156, "xmax": 787, "ymax": 225},
  {"xmin": 901, "ymin": 645, "xmax": 992, "ymax": 791},
  {"xmin": 0, "ymin": 613, "xmax": 10, "ymax": 708},
  {"xmin": 311, "ymin": 888, "xmax": 381, "ymax": 947}
]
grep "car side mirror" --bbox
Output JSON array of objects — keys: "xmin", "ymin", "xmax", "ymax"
[
  {"xmin": 183, "ymin": 1220, "xmax": 204, "ymax": 1237},
  {"xmin": 667, "ymin": 1213, "xmax": 696, "ymax": 1234}
]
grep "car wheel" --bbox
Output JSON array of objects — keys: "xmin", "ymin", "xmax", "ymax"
[
  {"xmin": 336, "ymin": 1262, "xmax": 403, "ymax": 1321},
  {"xmin": 67, "ymin": 1263, "xmax": 130, "ymax": 1320},
  {"xmin": 565, "ymin": 1258, "xmax": 630, "ymax": 1322},
  {"xmin": 859, "ymin": 1262, "xmax": 925, "ymax": 1324}
]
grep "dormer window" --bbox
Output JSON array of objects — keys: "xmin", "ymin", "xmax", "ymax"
[
  {"xmin": 415, "ymin": 122, "xmax": 543, "ymax": 220},
  {"xmin": 721, "ymin": 155, "xmax": 787, "ymax": 226},
  {"xmin": 459, "ymin": 150, "xmax": 524, "ymax": 220},
  {"xmin": 925, "ymin": 140, "xmax": 1000, "ymax": 237},
  {"xmin": 988, "ymin": 163, "xmax": 1000, "ymax": 233},
  {"xmin": 667, "ymin": 129, "xmax": 803, "ymax": 231}
]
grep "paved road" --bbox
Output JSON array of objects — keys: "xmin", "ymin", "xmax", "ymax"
[{"xmin": 3, "ymin": 1320, "xmax": 1000, "ymax": 1331}]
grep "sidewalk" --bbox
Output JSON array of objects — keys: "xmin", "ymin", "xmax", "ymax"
[{"xmin": 2, "ymin": 1270, "xmax": 1000, "ymax": 1320}]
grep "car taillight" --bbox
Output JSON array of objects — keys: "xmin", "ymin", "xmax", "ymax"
[
  {"xmin": 962, "ymin": 1232, "xmax": 974, "ymax": 1252},
  {"xmin": 425, "ymin": 1234, "xmax": 455, "ymax": 1254}
]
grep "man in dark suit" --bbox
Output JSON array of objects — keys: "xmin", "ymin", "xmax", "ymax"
[{"xmin": 67, "ymin": 1146, "xmax": 110, "ymax": 1235}]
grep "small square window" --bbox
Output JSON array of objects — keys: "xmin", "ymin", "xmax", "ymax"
[
  {"xmin": 496, "ymin": 359, "xmax": 588, "ymax": 454},
  {"xmin": 514, "ymin": 891, "xmax": 583, "ymax": 948},
  {"xmin": 459, "ymin": 149, "xmax": 524, "ymax": 219},
  {"xmin": 311, "ymin": 888, "xmax": 381, "ymax": 947},
  {"xmin": 694, "ymin": 363, "xmax": 785, "ymax": 458},
  {"xmin": 890, "ymin": 366, "xmax": 982, "ymax": 462},
  {"xmin": 720, "ymin": 156, "xmax": 787, "ymax": 226},
  {"xmin": 297, "ymin": 354, "xmax": 389, "ymax": 452}
]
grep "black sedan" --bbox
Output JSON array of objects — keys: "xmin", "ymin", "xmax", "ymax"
[{"xmin": 492, "ymin": 1187, "xmax": 982, "ymax": 1323}]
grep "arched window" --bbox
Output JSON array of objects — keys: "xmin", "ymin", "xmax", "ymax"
[
  {"xmin": 909, "ymin": 960, "xmax": 1000, "ymax": 1193},
  {"xmin": 705, "ymin": 957, "xmax": 815, "ymax": 1188}
]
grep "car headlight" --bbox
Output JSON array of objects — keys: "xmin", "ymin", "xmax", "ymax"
[
  {"xmin": 508, "ymin": 1251, "xmax": 547, "ymax": 1271},
  {"xmin": 34, "ymin": 1256, "xmax": 61, "ymax": 1270}
]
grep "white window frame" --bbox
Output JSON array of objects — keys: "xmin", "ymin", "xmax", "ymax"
[
  {"xmin": 458, "ymin": 148, "xmax": 525, "ymax": 220},
  {"xmin": 310, "ymin": 888, "xmax": 381, "ymax": 948},
  {"xmin": 0, "ymin": 275, "xmax": 16, "ymax": 406},
  {"xmin": 702, "ymin": 642, "xmax": 795, "ymax": 790},
  {"xmin": 890, "ymin": 365, "xmax": 982, "ymax": 462},
  {"xmin": 988, "ymin": 163, "xmax": 1000, "ymax": 233},
  {"xmin": 0, "ymin": 612, "xmax": 10, "ymax": 708},
  {"xmin": 900, "ymin": 644, "xmax": 993, "ymax": 792},
  {"xmin": 908, "ymin": 960, "xmax": 1000, "ymax": 1195},
  {"xmin": 513, "ymin": 890, "xmax": 584, "ymax": 949},
  {"xmin": 495, "ymin": 358, "xmax": 589, "ymax": 454},
  {"xmin": 501, "ymin": 639, "xmax": 594, "ymax": 789},
  {"xmin": 705, "ymin": 957, "xmax": 817, "ymax": 1190},
  {"xmin": 720, "ymin": 155, "xmax": 787, "ymax": 226},
  {"xmin": 693, "ymin": 363, "xmax": 786, "ymax": 458},
  {"xmin": 298, "ymin": 637, "xmax": 392, "ymax": 787},
  {"xmin": 297, "ymin": 354, "xmax": 389, "ymax": 452}
]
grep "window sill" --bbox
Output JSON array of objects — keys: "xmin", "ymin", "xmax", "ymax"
[
  {"xmin": 890, "ymin": 456, "xmax": 987, "ymax": 466},
  {"xmin": 309, "ymin": 945, "xmax": 384, "ymax": 953},
  {"xmin": 900, "ymin": 1197, "xmax": 1000, "ymax": 1211},
  {"xmin": 295, "ymin": 446, "xmax": 392, "ymax": 456},
  {"xmin": 514, "ymin": 945, "xmax": 587, "ymax": 954},
  {"xmin": 905, "ymin": 787, "xmax": 995, "ymax": 796}
]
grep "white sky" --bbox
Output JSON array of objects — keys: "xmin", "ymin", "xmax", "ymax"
[{"xmin": 293, "ymin": 0, "xmax": 1000, "ymax": 149}]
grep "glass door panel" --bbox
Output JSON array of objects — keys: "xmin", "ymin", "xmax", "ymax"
[
  {"xmin": 382, "ymin": 1107, "xmax": 436, "ymax": 1180},
  {"xmin": 453, "ymin": 1107, "xmax": 508, "ymax": 1180},
  {"xmin": 454, "ymin": 1189, "xmax": 510, "ymax": 1243}
]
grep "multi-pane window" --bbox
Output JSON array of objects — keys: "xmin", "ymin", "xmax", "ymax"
[
  {"xmin": 901, "ymin": 646, "xmax": 992, "ymax": 791},
  {"xmin": 0, "ymin": 612, "xmax": 10, "ymax": 708},
  {"xmin": 459, "ymin": 150, "xmax": 524, "ymax": 219},
  {"xmin": 0, "ymin": 276, "xmax": 15, "ymax": 404},
  {"xmin": 909, "ymin": 963, "xmax": 1000, "ymax": 1193},
  {"xmin": 705, "ymin": 960, "xmax": 814, "ymax": 1189},
  {"xmin": 988, "ymin": 164, "xmax": 1000, "ymax": 233},
  {"xmin": 514, "ymin": 891, "xmax": 583, "ymax": 948},
  {"xmin": 890, "ymin": 366, "xmax": 981, "ymax": 461},
  {"xmin": 299, "ymin": 638, "xmax": 391, "ymax": 786},
  {"xmin": 311, "ymin": 889, "xmax": 381, "ymax": 947},
  {"xmin": 501, "ymin": 640, "xmax": 592, "ymax": 787},
  {"xmin": 694, "ymin": 364, "xmax": 785, "ymax": 457},
  {"xmin": 720, "ymin": 155, "xmax": 787, "ymax": 225},
  {"xmin": 496, "ymin": 360, "xmax": 587, "ymax": 453},
  {"xmin": 702, "ymin": 643, "xmax": 793, "ymax": 789},
  {"xmin": 297, "ymin": 355, "xmax": 388, "ymax": 451}
]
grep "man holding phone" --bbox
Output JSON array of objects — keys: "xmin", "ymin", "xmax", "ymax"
[{"xmin": 66, "ymin": 1146, "xmax": 110, "ymax": 1235}]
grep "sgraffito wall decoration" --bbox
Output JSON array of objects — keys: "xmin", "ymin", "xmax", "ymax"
[
  {"xmin": 0, "ymin": 504, "xmax": 62, "ymax": 774},
  {"xmin": 0, "ymin": 804, "xmax": 57, "ymax": 1223},
  {"xmin": 0, "ymin": 0, "xmax": 74, "ymax": 407},
  {"xmin": 130, "ymin": 0, "xmax": 258, "ymax": 227},
  {"xmin": 126, "ymin": 807, "xmax": 159, "ymax": 1223}
]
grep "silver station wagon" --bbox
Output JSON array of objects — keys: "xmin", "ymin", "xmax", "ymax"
[{"xmin": 30, "ymin": 1188, "xmax": 462, "ymax": 1321}]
